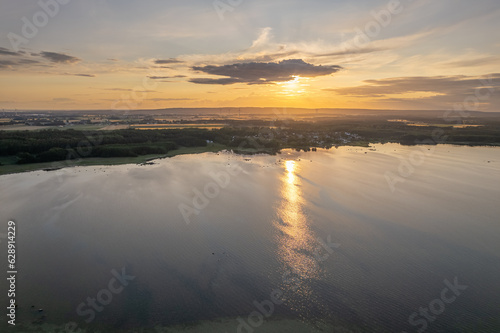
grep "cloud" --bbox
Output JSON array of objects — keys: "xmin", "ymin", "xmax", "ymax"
[
  {"xmin": 64, "ymin": 73, "xmax": 95, "ymax": 77},
  {"xmin": 0, "ymin": 60, "xmax": 17, "ymax": 68},
  {"xmin": 329, "ymin": 29, "xmax": 436, "ymax": 59},
  {"xmin": 154, "ymin": 58, "xmax": 184, "ymax": 64},
  {"xmin": 179, "ymin": 27, "xmax": 432, "ymax": 71},
  {"xmin": 0, "ymin": 46, "xmax": 42, "ymax": 69},
  {"xmin": 0, "ymin": 47, "xmax": 21, "ymax": 56},
  {"xmin": 329, "ymin": 74, "xmax": 500, "ymax": 97},
  {"xmin": 148, "ymin": 75, "xmax": 186, "ymax": 79},
  {"xmin": 53, "ymin": 98, "xmax": 74, "ymax": 102},
  {"xmin": 0, "ymin": 58, "xmax": 41, "ymax": 69},
  {"xmin": 189, "ymin": 78, "xmax": 245, "ymax": 85},
  {"xmin": 39, "ymin": 51, "xmax": 81, "ymax": 64},
  {"xmin": 18, "ymin": 59, "xmax": 40, "ymax": 65},
  {"xmin": 441, "ymin": 56, "xmax": 500, "ymax": 68},
  {"xmin": 326, "ymin": 73, "xmax": 500, "ymax": 110},
  {"xmin": 190, "ymin": 59, "xmax": 342, "ymax": 85},
  {"xmin": 250, "ymin": 27, "xmax": 273, "ymax": 49},
  {"xmin": 103, "ymin": 88, "xmax": 157, "ymax": 92},
  {"xmin": 148, "ymin": 98, "xmax": 192, "ymax": 101},
  {"xmin": 179, "ymin": 28, "xmax": 313, "ymax": 66},
  {"xmin": 104, "ymin": 88, "xmax": 134, "ymax": 91},
  {"xmin": 314, "ymin": 46, "xmax": 385, "ymax": 59}
]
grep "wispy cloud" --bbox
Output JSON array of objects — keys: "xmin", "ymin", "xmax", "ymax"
[
  {"xmin": 326, "ymin": 73, "xmax": 500, "ymax": 111},
  {"xmin": 148, "ymin": 98, "xmax": 192, "ymax": 101},
  {"xmin": 178, "ymin": 27, "xmax": 432, "ymax": 69},
  {"xmin": 0, "ymin": 47, "xmax": 22, "ymax": 56},
  {"xmin": 103, "ymin": 88, "xmax": 157, "ymax": 92},
  {"xmin": 64, "ymin": 73, "xmax": 96, "ymax": 77},
  {"xmin": 441, "ymin": 56, "xmax": 500, "ymax": 68},
  {"xmin": 0, "ymin": 58, "xmax": 41, "ymax": 69},
  {"xmin": 53, "ymin": 98, "xmax": 75, "ymax": 102},
  {"xmin": 148, "ymin": 75, "xmax": 186, "ymax": 79},
  {"xmin": 329, "ymin": 74, "xmax": 500, "ymax": 97},
  {"xmin": 1, "ymin": 1, "xmax": 499, "ymax": 110},
  {"xmin": 39, "ymin": 51, "xmax": 81, "ymax": 64},
  {"xmin": 0, "ymin": 60, "xmax": 17, "ymax": 68},
  {"xmin": 154, "ymin": 58, "xmax": 184, "ymax": 64}
]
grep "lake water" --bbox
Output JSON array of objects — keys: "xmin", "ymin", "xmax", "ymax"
[{"xmin": 0, "ymin": 144, "xmax": 499, "ymax": 332}]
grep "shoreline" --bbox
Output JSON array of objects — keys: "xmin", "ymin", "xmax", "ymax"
[{"xmin": 1, "ymin": 142, "xmax": 499, "ymax": 177}]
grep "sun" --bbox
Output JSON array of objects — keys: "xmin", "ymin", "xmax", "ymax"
[{"xmin": 277, "ymin": 76, "xmax": 307, "ymax": 96}]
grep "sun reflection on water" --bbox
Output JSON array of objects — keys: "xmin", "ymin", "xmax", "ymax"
[
  {"xmin": 286, "ymin": 160, "xmax": 295, "ymax": 185},
  {"xmin": 275, "ymin": 160, "xmax": 319, "ymax": 292}
]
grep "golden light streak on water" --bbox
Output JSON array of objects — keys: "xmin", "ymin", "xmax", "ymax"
[{"xmin": 275, "ymin": 160, "xmax": 320, "ymax": 310}]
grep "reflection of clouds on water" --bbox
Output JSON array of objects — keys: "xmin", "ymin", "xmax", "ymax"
[
  {"xmin": 41, "ymin": 191, "xmax": 87, "ymax": 253},
  {"xmin": 43, "ymin": 192, "xmax": 83, "ymax": 229},
  {"xmin": 0, "ymin": 146, "xmax": 497, "ymax": 331},
  {"xmin": 298, "ymin": 173, "xmax": 370, "ymax": 222},
  {"xmin": 30, "ymin": 189, "xmax": 95, "ymax": 262},
  {"xmin": 127, "ymin": 165, "xmax": 170, "ymax": 181},
  {"xmin": 295, "ymin": 173, "xmax": 344, "ymax": 212}
]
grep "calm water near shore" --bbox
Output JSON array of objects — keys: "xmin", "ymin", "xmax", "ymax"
[{"xmin": 0, "ymin": 144, "xmax": 499, "ymax": 332}]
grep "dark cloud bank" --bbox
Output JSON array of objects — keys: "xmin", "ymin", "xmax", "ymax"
[
  {"xmin": 328, "ymin": 74, "xmax": 500, "ymax": 98},
  {"xmin": 190, "ymin": 59, "xmax": 342, "ymax": 85},
  {"xmin": 0, "ymin": 49, "xmax": 81, "ymax": 69},
  {"xmin": 155, "ymin": 58, "xmax": 184, "ymax": 64},
  {"xmin": 39, "ymin": 51, "xmax": 80, "ymax": 64}
]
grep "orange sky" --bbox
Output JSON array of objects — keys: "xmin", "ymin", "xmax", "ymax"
[{"xmin": 1, "ymin": 0, "xmax": 499, "ymax": 111}]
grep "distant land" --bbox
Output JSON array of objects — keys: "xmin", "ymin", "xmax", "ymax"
[
  {"xmin": 3, "ymin": 107, "xmax": 500, "ymax": 117},
  {"xmin": 1, "ymin": 108, "xmax": 499, "ymax": 175}
]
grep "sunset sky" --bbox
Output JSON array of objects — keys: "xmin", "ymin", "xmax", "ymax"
[{"xmin": 0, "ymin": 0, "xmax": 499, "ymax": 111}]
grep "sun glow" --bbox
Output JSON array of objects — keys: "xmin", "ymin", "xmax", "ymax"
[{"xmin": 277, "ymin": 76, "xmax": 307, "ymax": 96}]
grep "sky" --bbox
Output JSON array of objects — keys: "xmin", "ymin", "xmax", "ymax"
[{"xmin": 0, "ymin": 0, "xmax": 499, "ymax": 111}]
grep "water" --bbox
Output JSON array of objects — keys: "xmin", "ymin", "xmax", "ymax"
[{"xmin": 0, "ymin": 144, "xmax": 499, "ymax": 332}]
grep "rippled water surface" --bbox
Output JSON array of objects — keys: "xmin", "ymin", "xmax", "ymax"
[{"xmin": 0, "ymin": 144, "xmax": 499, "ymax": 332}]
